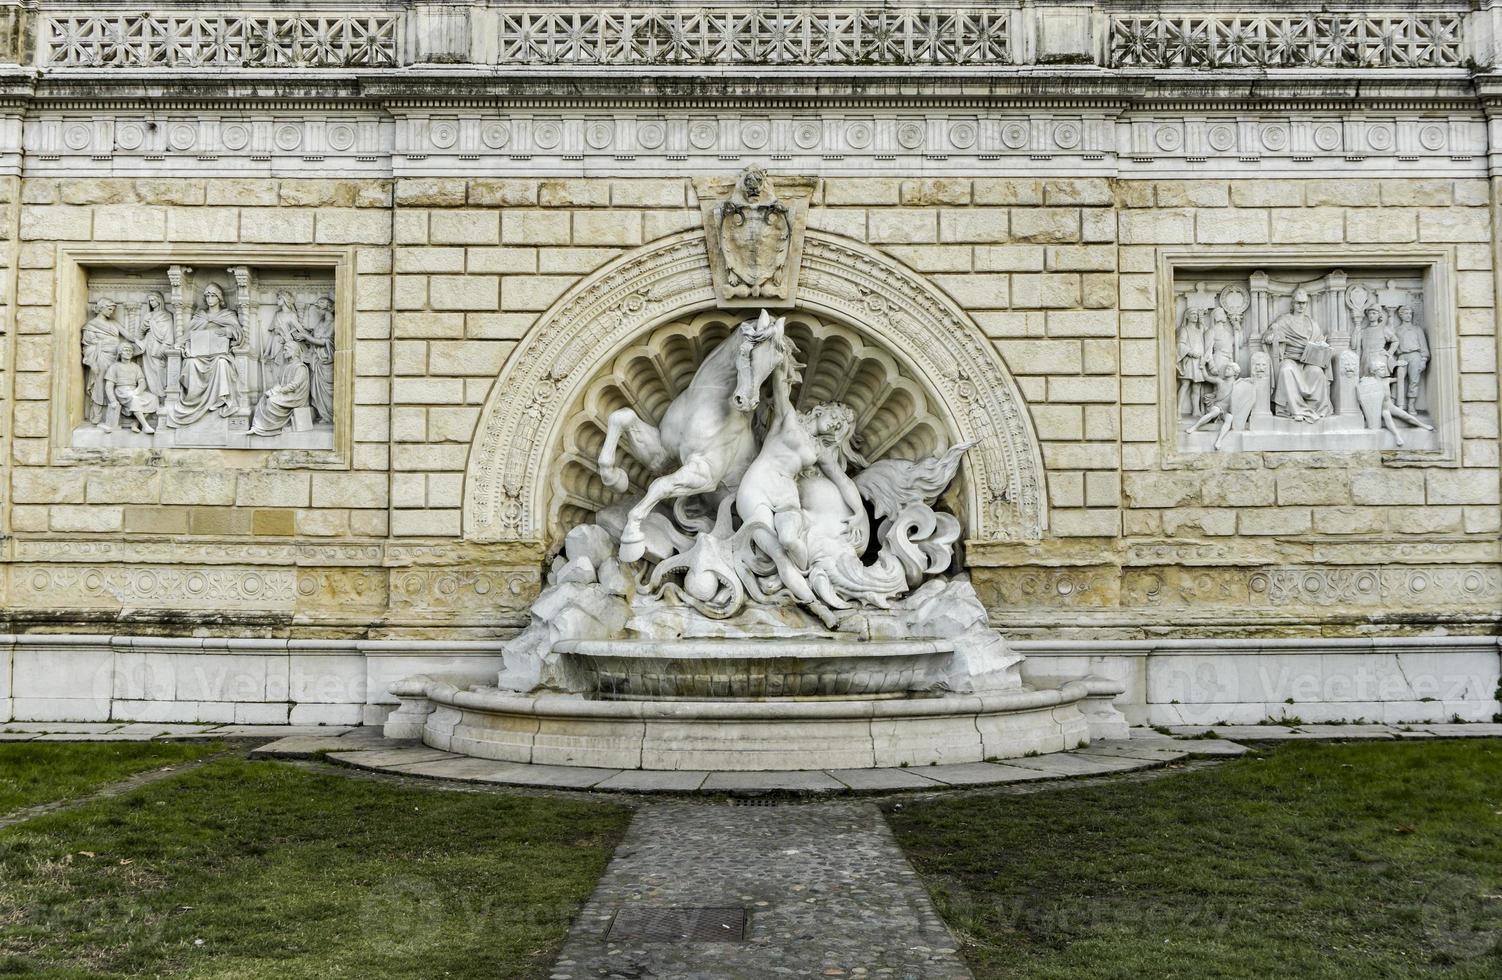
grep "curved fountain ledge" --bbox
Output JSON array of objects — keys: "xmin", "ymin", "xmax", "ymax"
[{"xmin": 385, "ymin": 672, "xmax": 1128, "ymax": 771}]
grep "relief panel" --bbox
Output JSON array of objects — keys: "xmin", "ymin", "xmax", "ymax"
[
  {"xmin": 1169, "ymin": 263, "xmax": 1450, "ymax": 456},
  {"xmin": 72, "ymin": 263, "xmax": 336, "ymax": 451}
]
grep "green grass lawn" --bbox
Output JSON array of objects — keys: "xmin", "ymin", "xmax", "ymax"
[
  {"xmin": 0, "ymin": 755, "xmax": 631, "ymax": 979},
  {"xmin": 0, "ymin": 742, "xmax": 223, "ymax": 817},
  {"xmin": 889, "ymin": 740, "xmax": 1502, "ymax": 980}
]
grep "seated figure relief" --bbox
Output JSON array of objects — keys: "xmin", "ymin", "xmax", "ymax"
[
  {"xmin": 1174, "ymin": 269, "xmax": 1439, "ymax": 453},
  {"xmin": 73, "ymin": 265, "xmax": 335, "ymax": 451}
]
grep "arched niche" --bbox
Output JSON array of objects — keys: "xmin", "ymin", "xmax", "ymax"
[{"xmin": 463, "ymin": 229, "xmax": 1046, "ymax": 547}]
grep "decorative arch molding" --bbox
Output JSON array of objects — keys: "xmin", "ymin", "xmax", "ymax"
[{"xmin": 462, "ymin": 229, "xmax": 1047, "ymax": 546}]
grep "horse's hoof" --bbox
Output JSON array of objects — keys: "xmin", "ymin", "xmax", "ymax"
[
  {"xmin": 618, "ymin": 539, "xmax": 646, "ymax": 563},
  {"xmin": 599, "ymin": 465, "xmax": 628, "ymax": 493}
]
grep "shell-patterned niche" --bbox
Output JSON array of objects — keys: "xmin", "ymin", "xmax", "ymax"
[{"xmin": 547, "ymin": 309, "xmax": 960, "ymax": 544}]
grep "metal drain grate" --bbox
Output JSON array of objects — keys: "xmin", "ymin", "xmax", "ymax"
[{"xmin": 606, "ymin": 906, "xmax": 748, "ymax": 943}]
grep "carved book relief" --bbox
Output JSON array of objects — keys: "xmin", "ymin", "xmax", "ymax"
[
  {"xmin": 1174, "ymin": 267, "xmax": 1438, "ymax": 453},
  {"xmin": 74, "ymin": 264, "xmax": 335, "ymax": 450}
]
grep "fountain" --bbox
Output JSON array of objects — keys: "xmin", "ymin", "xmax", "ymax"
[{"xmin": 386, "ymin": 304, "xmax": 1126, "ymax": 771}]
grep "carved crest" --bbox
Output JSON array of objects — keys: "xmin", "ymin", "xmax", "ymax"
[{"xmin": 697, "ymin": 167, "xmax": 814, "ymax": 309}]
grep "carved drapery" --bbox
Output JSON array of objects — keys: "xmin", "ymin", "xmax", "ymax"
[{"xmin": 463, "ymin": 230, "xmax": 1046, "ymax": 546}]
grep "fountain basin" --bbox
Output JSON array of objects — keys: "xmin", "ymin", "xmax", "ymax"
[
  {"xmin": 555, "ymin": 638, "xmax": 953, "ymax": 700},
  {"xmin": 385, "ymin": 674, "xmax": 1126, "ymax": 771}
]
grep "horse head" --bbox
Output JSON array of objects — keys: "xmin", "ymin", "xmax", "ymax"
[{"xmin": 733, "ymin": 309, "xmax": 790, "ymax": 413}]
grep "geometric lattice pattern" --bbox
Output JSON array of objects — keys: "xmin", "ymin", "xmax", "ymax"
[
  {"xmin": 1109, "ymin": 12, "xmax": 1463, "ymax": 68},
  {"xmin": 495, "ymin": 8, "xmax": 1012, "ymax": 65},
  {"xmin": 45, "ymin": 13, "xmax": 399, "ymax": 68}
]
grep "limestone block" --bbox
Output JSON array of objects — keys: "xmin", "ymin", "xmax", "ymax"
[
  {"xmin": 1043, "ymin": 442, "xmax": 1118, "ymax": 470},
  {"xmin": 1046, "ymin": 245, "xmax": 1115, "ymax": 272},
  {"xmin": 573, "ymin": 210, "xmax": 642, "ymax": 246},
  {"xmin": 1458, "ymin": 271, "xmax": 1495, "ymax": 306},
  {"xmin": 425, "ymin": 472, "xmax": 465, "ymax": 506},
  {"xmin": 165, "ymin": 208, "xmax": 239, "ymax": 242},
  {"xmin": 643, "ymin": 209, "xmax": 700, "ymax": 240},
  {"xmin": 429, "ymin": 340, "xmax": 510, "ymax": 376},
  {"xmin": 1418, "ymin": 208, "xmax": 1490, "ymax": 243},
  {"xmin": 1051, "ymin": 509, "xmax": 1121, "ymax": 537},
  {"xmin": 1031, "ymin": 405, "xmax": 1084, "ymax": 440},
  {"xmin": 60, "ymin": 179, "xmax": 134, "ymax": 205},
  {"xmin": 20, "ymin": 205, "xmax": 91, "ymax": 240},
  {"xmin": 1195, "ymin": 209, "xmax": 1268, "ymax": 244},
  {"xmin": 205, "ymin": 178, "xmax": 278, "ymax": 206},
  {"xmin": 188, "ymin": 507, "xmax": 252, "ymax": 535},
  {"xmin": 611, "ymin": 180, "xmax": 687, "ymax": 208},
  {"xmin": 1044, "ymin": 178, "xmax": 1113, "ymax": 207},
  {"xmin": 1350, "ymin": 469, "xmax": 1425, "ymax": 506},
  {"xmin": 1049, "ymin": 472, "xmax": 1084, "ymax": 507},
  {"xmin": 468, "ymin": 247, "xmax": 538, "ymax": 273},
  {"xmin": 805, "ymin": 208, "xmax": 865, "ymax": 238},
  {"xmin": 538, "ymin": 179, "xmax": 610, "ymax": 207},
  {"xmin": 502, "ymin": 275, "xmax": 570, "ymax": 311},
  {"xmin": 50, "ymin": 505, "xmax": 124, "ymax": 532},
  {"xmin": 938, "ymin": 207, "xmax": 1006, "ymax": 243},
  {"xmin": 1081, "ymin": 273, "xmax": 1116, "ymax": 309},
  {"xmin": 1155, "ymin": 181, "xmax": 1230, "ymax": 208},
  {"xmin": 85, "ymin": 470, "xmax": 161, "ymax": 504},
  {"xmin": 1123, "ymin": 472, "xmax": 1200, "ymax": 508},
  {"xmin": 1427, "ymin": 469, "xmax": 1500, "ymax": 505},
  {"xmin": 1047, "ymin": 376, "xmax": 1118, "ymax": 402},
  {"xmin": 1312, "ymin": 507, "xmax": 1387, "ymax": 535},
  {"xmin": 882, "ymin": 245, "xmax": 972, "ymax": 272},
  {"xmin": 995, "ymin": 339, "xmax": 1081, "ymax": 375},
  {"xmin": 1271, "ymin": 208, "xmax": 1343, "ymax": 243},
  {"xmin": 974, "ymin": 244, "xmax": 1043, "ymax": 271},
  {"xmin": 1454, "ymin": 181, "xmax": 1490, "ymax": 206},
  {"xmin": 394, "ymin": 311, "xmax": 464, "ymax": 338},
  {"xmin": 468, "ymin": 178, "xmax": 538, "ymax": 207},
  {"xmin": 868, "ymin": 209, "xmax": 937, "ymax": 243},
  {"xmin": 279, "ymin": 179, "xmax": 358, "ymax": 208},
  {"xmin": 393, "ymin": 211, "xmax": 428, "ymax": 244},
  {"xmin": 392, "ymin": 443, "xmax": 467, "ymax": 469},
  {"xmin": 1119, "ymin": 209, "xmax": 1192, "ymax": 244},
  {"xmin": 1386, "ymin": 505, "xmax": 1462, "ymax": 534},
  {"xmin": 1238, "ymin": 507, "xmax": 1312, "ymax": 535},
  {"xmin": 1379, "ymin": 179, "xmax": 1453, "ymax": 207},
  {"xmin": 1161, "ymin": 507, "xmax": 1238, "ymax": 536},
  {"xmin": 973, "ymin": 178, "xmax": 1043, "ymax": 206},
  {"xmin": 901, "ymin": 178, "xmax": 970, "ymax": 206},
  {"xmin": 12, "ymin": 468, "xmax": 86, "ymax": 505},
  {"xmin": 929, "ymin": 273, "xmax": 1008, "ymax": 309},
  {"xmin": 392, "ymin": 377, "xmax": 464, "ymax": 405},
  {"xmin": 241, "ymin": 209, "xmax": 314, "ymax": 243},
  {"xmin": 502, "ymin": 210, "xmax": 570, "ymax": 245},
  {"xmin": 1229, "ymin": 181, "xmax": 1307, "ymax": 207},
  {"xmin": 1305, "ymin": 179, "xmax": 1381, "ymax": 206},
  {"xmin": 316, "ymin": 209, "xmax": 392, "ymax": 244},
  {"xmin": 391, "ymin": 275, "xmax": 427, "ymax": 309},
  {"xmin": 1201, "ymin": 471, "xmax": 1275, "ymax": 507},
  {"xmin": 312, "ymin": 472, "xmax": 385, "ymax": 509},
  {"xmin": 1011, "ymin": 274, "xmax": 1080, "ymax": 309},
  {"xmin": 391, "ymin": 508, "xmax": 461, "ymax": 536},
  {"xmin": 428, "ymin": 274, "xmax": 498, "ymax": 310},
  {"xmin": 1347, "ymin": 209, "xmax": 1416, "ymax": 243},
  {"xmin": 823, "ymin": 178, "xmax": 901, "ymax": 206},
  {"xmin": 1010, "ymin": 208, "xmax": 1079, "ymax": 243},
  {"xmin": 1081, "ymin": 209, "xmax": 1116, "ymax": 243},
  {"xmin": 395, "ymin": 177, "xmax": 467, "ymax": 207},
  {"xmin": 236, "ymin": 471, "xmax": 311, "ymax": 508},
  {"xmin": 395, "ymin": 247, "xmax": 465, "ymax": 273},
  {"xmin": 1085, "ymin": 471, "xmax": 1121, "ymax": 508},
  {"xmin": 1275, "ymin": 470, "xmax": 1351, "ymax": 506}
]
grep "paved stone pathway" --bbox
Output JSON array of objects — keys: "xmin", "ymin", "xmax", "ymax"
[{"xmin": 550, "ymin": 800, "xmax": 971, "ymax": 980}]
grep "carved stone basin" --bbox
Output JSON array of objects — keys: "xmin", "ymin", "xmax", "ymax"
[{"xmin": 554, "ymin": 638, "xmax": 954, "ymax": 701}]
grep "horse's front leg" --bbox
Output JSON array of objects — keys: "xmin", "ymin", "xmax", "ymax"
[
  {"xmin": 618, "ymin": 455, "xmax": 718, "ymax": 563},
  {"xmin": 598, "ymin": 408, "xmax": 668, "ymax": 493}
]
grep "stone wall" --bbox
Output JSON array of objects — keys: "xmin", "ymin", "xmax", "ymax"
[{"xmin": 3, "ymin": 173, "xmax": 1495, "ymax": 643}]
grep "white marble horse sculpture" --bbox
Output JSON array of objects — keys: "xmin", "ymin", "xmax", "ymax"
[{"xmin": 598, "ymin": 309, "xmax": 793, "ymax": 563}]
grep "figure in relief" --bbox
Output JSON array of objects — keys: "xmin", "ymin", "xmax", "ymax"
[
  {"xmin": 1184, "ymin": 361, "xmax": 1253, "ymax": 450},
  {"xmin": 1357, "ymin": 355, "xmax": 1434, "ymax": 446},
  {"xmin": 250, "ymin": 334, "xmax": 311, "ymax": 436},
  {"xmin": 262, "ymin": 290, "xmax": 304, "ymax": 387},
  {"xmin": 164, "ymin": 282, "xmax": 243, "ymax": 427},
  {"xmin": 299, "ymin": 295, "xmax": 336, "ymax": 423},
  {"xmin": 1175, "ymin": 307, "xmax": 1208, "ymax": 416},
  {"xmin": 81, "ymin": 298, "xmax": 128, "ymax": 424},
  {"xmin": 1354, "ymin": 305, "xmax": 1395, "ymax": 378},
  {"xmin": 138, "ymin": 291, "xmax": 176, "ymax": 398},
  {"xmin": 101, "ymin": 342, "xmax": 158, "ymax": 434},
  {"xmin": 1392, "ymin": 305, "xmax": 1429, "ymax": 412},
  {"xmin": 1261, "ymin": 286, "xmax": 1333, "ymax": 422}
]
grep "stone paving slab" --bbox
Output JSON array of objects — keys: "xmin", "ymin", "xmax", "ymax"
[
  {"xmin": 1412, "ymin": 723, "xmax": 1502, "ymax": 737},
  {"xmin": 700, "ymin": 770, "xmax": 846, "ymax": 794},
  {"xmin": 392, "ymin": 756, "xmax": 537, "ymax": 783},
  {"xmin": 1074, "ymin": 742, "xmax": 1190, "ymax": 762},
  {"xmin": 115, "ymin": 723, "xmax": 218, "ymax": 736},
  {"xmin": 0, "ymin": 733, "xmax": 39, "ymax": 741},
  {"xmin": 33, "ymin": 732, "xmax": 155, "ymax": 742},
  {"xmin": 325, "ymin": 747, "xmax": 457, "ymax": 769},
  {"xmin": 1003, "ymin": 752, "xmax": 1150, "ymax": 776},
  {"xmin": 594, "ymin": 770, "xmax": 709, "ymax": 793},
  {"xmin": 827, "ymin": 767, "xmax": 947, "ymax": 791},
  {"xmin": 501, "ymin": 764, "xmax": 620, "ymax": 789},
  {"xmin": 1168, "ymin": 725, "xmax": 1327, "ymax": 741},
  {"xmin": 249, "ymin": 735, "xmax": 352, "ymax": 759},
  {"xmin": 1294, "ymin": 725, "xmax": 1399, "ymax": 739},
  {"xmin": 2, "ymin": 722, "xmax": 121, "ymax": 733},
  {"xmin": 550, "ymin": 801, "xmax": 971, "ymax": 979},
  {"xmin": 916, "ymin": 762, "xmax": 1058, "ymax": 786},
  {"xmin": 1166, "ymin": 739, "xmax": 1252, "ymax": 756},
  {"xmin": 205, "ymin": 725, "xmax": 354, "ymax": 737}
]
